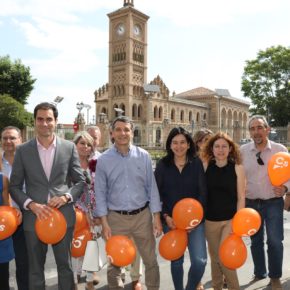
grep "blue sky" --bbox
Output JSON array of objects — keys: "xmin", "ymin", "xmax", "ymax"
[{"xmin": 1, "ymin": 0, "xmax": 290, "ymax": 124}]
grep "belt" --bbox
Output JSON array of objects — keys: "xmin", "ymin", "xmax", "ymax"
[
  {"xmin": 246, "ymin": 197, "xmax": 282, "ymax": 203},
  {"xmin": 113, "ymin": 202, "xmax": 149, "ymax": 215}
]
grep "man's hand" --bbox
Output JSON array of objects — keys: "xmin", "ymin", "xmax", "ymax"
[
  {"xmin": 48, "ymin": 196, "xmax": 68, "ymax": 208},
  {"xmin": 14, "ymin": 208, "xmax": 23, "ymax": 225},
  {"xmin": 93, "ymin": 217, "xmax": 101, "ymax": 226},
  {"xmin": 273, "ymin": 185, "xmax": 287, "ymax": 197},
  {"xmin": 153, "ymin": 213, "xmax": 163, "ymax": 238},
  {"xmin": 165, "ymin": 216, "xmax": 176, "ymax": 230},
  {"xmin": 101, "ymin": 216, "xmax": 111, "ymax": 240},
  {"xmin": 28, "ymin": 202, "xmax": 53, "ymax": 220}
]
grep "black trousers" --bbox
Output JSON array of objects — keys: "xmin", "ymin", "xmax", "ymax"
[{"xmin": 0, "ymin": 262, "xmax": 9, "ymax": 290}]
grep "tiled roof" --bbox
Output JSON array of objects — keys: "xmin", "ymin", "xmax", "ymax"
[{"xmin": 176, "ymin": 87, "xmax": 216, "ymax": 98}]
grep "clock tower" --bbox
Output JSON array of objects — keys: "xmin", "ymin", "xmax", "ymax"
[{"xmin": 107, "ymin": 0, "xmax": 149, "ymax": 120}]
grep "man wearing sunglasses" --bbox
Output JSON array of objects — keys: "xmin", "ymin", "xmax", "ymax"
[{"xmin": 240, "ymin": 115, "xmax": 290, "ymax": 290}]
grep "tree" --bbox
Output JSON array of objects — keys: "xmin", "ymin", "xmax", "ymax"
[
  {"xmin": 241, "ymin": 45, "xmax": 290, "ymax": 126},
  {"xmin": 0, "ymin": 55, "xmax": 36, "ymax": 105},
  {"xmin": 0, "ymin": 94, "xmax": 34, "ymax": 132}
]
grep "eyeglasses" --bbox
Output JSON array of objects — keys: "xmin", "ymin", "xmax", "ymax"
[
  {"xmin": 2, "ymin": 136, "xmax": 18, "ymax": 141},
  {"xmin": 256, "ymin": 152, "xmax": 264, "ymax": 165}
]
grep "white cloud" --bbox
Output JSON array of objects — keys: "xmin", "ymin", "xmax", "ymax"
[
  {"xmin": 0, "ymin": 0, "xmax": 118, "ymax": 20},
  {"xmin": 139, "ymin": 0, "xmax": 288, "ymax": 27}
]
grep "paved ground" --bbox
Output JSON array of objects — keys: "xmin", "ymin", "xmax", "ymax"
[{"xmin": 9, "ymin": 211, "xmax": 290, "ymax": 289}]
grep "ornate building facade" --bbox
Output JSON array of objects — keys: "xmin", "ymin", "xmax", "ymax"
[{"xmin": 94, "ymin": 0, "xmax": 250, "ymax": 148}]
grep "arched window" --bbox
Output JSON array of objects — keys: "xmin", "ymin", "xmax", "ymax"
[
  {"xmin": 132, "ymin": 104, "xmax": 137, "ymax": 119},
  {"xmin": 133, "ymin": 128, "xmax": 141, "ymax": 145},
  {"xmin": 120, "ymin": 103, "xmax": 125, "ymax": 115},
  {"xmin": 171, "ymin": 109, "xmax": 175, "ymax": 121},
  {"xmin": 180, "ymin": 110, "xmax": 184, "ymax": 122},
  {"xmin": 196, "ymin": 112, "xmax": 200, "ymax": 123},
  {"xmin": 138, "ymin": 105, "xmax": 142, "ymax": 118},
  {"xmin": 113, "ymin": 104, "xmax": 118, "ymax": 117},
  {"xmin": 156, "ymin": 127, "xmax": 161, "ymax": 145},
  {"xmin": 158, "ymin": 107, "xmax": 163, "ymax": 120},
  {"xmin": 154, "ymin": 106, "xmax": 158, "ymax": 120},
  {"xmin": 189, "ymin": 111, "xmax": 193, "ymax": 122}
]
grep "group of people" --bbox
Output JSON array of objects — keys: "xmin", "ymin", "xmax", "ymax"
[{"xmin": 0, "ymin": 101, "xmax": 289, "ymax": 290}]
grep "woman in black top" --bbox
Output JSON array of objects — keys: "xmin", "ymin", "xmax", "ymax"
[
  {"xmin": 201, "ymin": 132, "xmax": 245, "ymax": 290},
  {"xmin": 155, "ymin": 127, "xmax": 207, "ymax": 290}
]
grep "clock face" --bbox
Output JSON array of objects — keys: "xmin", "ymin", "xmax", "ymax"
[
  {"xmin": 116, "ymin": 23, "xmax": 125, "ymax": 36},
  {"xmin": 133, "ymin": 24, "xmax": 141, "ymax": 36}
]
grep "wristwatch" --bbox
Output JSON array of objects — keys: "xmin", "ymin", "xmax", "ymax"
[{"xmin": 63, "ymin": 194, "xmax": 71, "ymax": 203}]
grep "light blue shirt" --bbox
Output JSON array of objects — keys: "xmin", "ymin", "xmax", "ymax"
[
  {"xmin": 2, "ymin": 153, "xmax": 20, "ymax": 208},
  {"xmin": 94, "ymin": 144, "xmax": 161, "ymax": 217},
  {"xmin": 2, "ymin": 153, "xmax": 11, "ymax": 179}
]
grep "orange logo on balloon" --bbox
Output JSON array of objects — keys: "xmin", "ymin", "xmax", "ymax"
[
  {"xmin": 159, "ymin": 229, "xmax": 188, "ymax": 261},
  {"xmin": 172, "ymin": 198, "xmax": 203, "ymax": 230},
  {"xmin": 71, "ymin": 226, "xmax": 92, "ymax": 258},
  {"xmin": 232, "ymin": 208, "xmax": 261, "ymax": 237},
  {"xmin": 35, "ymin": 208, "xmax": 67, "ymax": 244},
  {"xmin": 219, "ymin": 234, "xmax": 247, "ymax": 270},
  {"xmin": 106, "ymin": 235, "xmax": 136, "ymax": 267},
  {"xmin": 268, "ymin": 152, "xmax": 290, "ymax": 186},
  {"xmin": 0, "ymin": 206, "xmax": 18, "ymax": 240}
]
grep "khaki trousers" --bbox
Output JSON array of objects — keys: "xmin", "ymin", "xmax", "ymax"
[
  {"xmin": 107, "ymin": 208, "xmax": 159, "ymax": 290},
  {"xmin": 205, "ymin": 220, "xmax": 240, "ymax": 290}
]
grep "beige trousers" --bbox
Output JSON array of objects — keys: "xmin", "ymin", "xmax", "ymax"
[
  {"xmin": 205, "ymin": 219, "xmax": 240, "ymax": 290},
  {"xmin": 107, "ymin": 208, "xmax": 159, "ymax": 290}
]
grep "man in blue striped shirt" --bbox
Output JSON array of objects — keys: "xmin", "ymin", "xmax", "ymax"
[{"xmin": 95, "ymin": 116, "xmax": 162, "ymax": 290}]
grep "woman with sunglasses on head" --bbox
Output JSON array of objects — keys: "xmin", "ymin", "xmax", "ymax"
[
  {"xmin": 155, "ymin": 127, "xmax": 207, "ymax": 290},
  {"xmin": 201, "ymin": 132, "xmax": 245, "ymax": 290},
  {"xmin": 72, "ymin": 131, "xmax": 100, "ymax": 290}
]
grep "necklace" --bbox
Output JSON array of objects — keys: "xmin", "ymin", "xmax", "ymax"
[{"xmin": 175, "ymin": 157, "xmax": 188, "ymax": 168}]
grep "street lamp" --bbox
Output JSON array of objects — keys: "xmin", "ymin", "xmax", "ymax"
[
  {"xmin": 114, "ymin": 108, "xmax": 124, "ymax": 117},
  {"xmin": 76, "ymin": 102, "xmax": 85, "ymax": 113},
  {"xmin": 83, "ymin": 104, "xmax": 92, "ymax": 124},
  {"xmin": 53, "ymin": 96, "xmax": 64, "ymax": 106}
]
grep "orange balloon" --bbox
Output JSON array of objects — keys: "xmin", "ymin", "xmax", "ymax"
[
  {"xmin": 268, "ymin": 152, "xmax": 290, "ymax": 186},
  {"xmin": 74, "ymin": 208, "xmax": 88, "ymax": 233},
  {"xmin": 232, "ymin": 208, "xmax": 261, "ymax": 237},
  {"xmin": 106, "ymin": 235, "xmax": 136, "ymax": 267},
  {"xmin": 159, "ymin": 229, "xmax": 188, "ymax": 261},
  {"xmin": 219, "ymin": 234, "xmax": 247, "ymax": 270},
  {"xmin": 35, "ymin": 208, "xmax": 67, "ymax": 244},
  {"xmin": 172, "ymin": 198, "xmax": 203, "ymax": 230},
  {"xmin": 0, "ymin": 206, "xmax": 18, "ymax": 240},
  {"xmin": 71, "ymin": 226, "xmax": 92, "ymax": 258},
  {"xmin": 10, "ymin": 207, "xmax": 21, "ymax": 226}
]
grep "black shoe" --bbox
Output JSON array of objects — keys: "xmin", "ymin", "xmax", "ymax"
[{"xmin": 250, "ymin": 275, "xmax": 266, "ymax": 283}]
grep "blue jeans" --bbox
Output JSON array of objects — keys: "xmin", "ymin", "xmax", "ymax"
[
  {"xmin": 163, "ymin": 223, "xmax": 207, "ymax": 290},
  {"xmin": 246, "ymin": 198, "xmax": 284, "ymax": 279}
]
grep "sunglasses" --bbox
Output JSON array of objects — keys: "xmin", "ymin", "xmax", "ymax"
[{"xmin": 256, "ymin": 152, "xmax": 264, "ymax": 165}]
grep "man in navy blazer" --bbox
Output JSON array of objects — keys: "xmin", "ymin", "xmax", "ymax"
[{"xmin": 9, "ymin": 102, "xmax": 85, "ymax": 290}]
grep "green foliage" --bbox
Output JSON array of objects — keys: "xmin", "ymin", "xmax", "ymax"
[
  {"xmin": 148, "ymin": 149, "xmax": 166, "ymax": 161},
  {"xmin": 64, "ymin": 131, "xmax": 75, "ymax": 140},
  {"xmin": 0, "ymin": 55, "xmax": 36, "ymax": 105},
  {"xmin": 241, "ymin": 45, "xmax": 290, "ymax": 126},
  {"xmin": 0, "ymin": 94, "xmax": 34, "ymax": 132}
]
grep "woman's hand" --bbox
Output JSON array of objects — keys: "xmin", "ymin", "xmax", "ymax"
[{"xmin": 165, "ymin": 216, "xmax": 176, "ymax": 230}]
